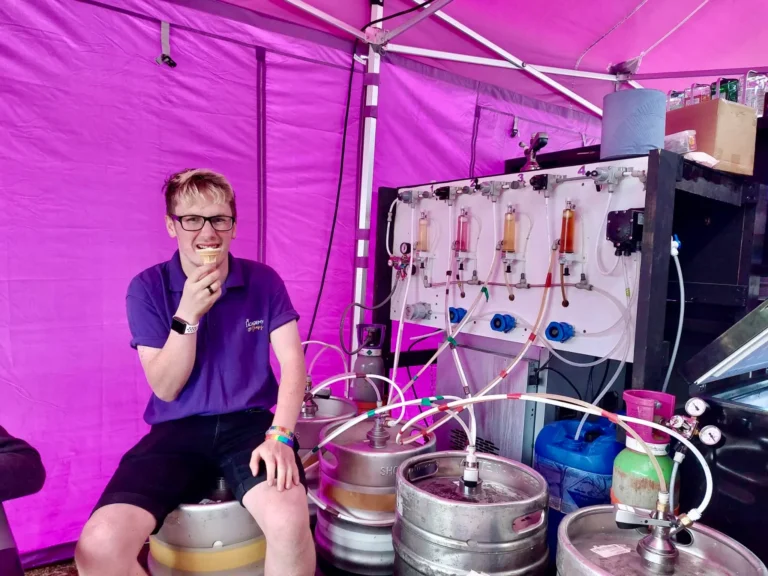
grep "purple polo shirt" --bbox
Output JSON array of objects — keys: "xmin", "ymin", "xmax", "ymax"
[{"xmin": 126, "ymin": 251, "xmax": 299, "ymax": 425}]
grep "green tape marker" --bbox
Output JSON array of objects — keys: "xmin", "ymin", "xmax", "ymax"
[
  {"xmin": 366, "ymin": 409, "xmax": 376, "ymax": 417},
  {"xmin": 481, "ymin": 286, "xmax": 489, "ymax": 301}
]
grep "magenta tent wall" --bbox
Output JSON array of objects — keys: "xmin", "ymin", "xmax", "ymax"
[{"xmin": 8, "ymin": 0, "xmax": 762, "ymax": 567}]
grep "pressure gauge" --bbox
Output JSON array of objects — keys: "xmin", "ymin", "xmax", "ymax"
[
  {"xmin": 685, "ymin": 397, "xmax": 708, "ymax": 417},
  {"xmin": 668, "ymin": 415, "xmax": 686, "ymax": 429},
  {"xmin": 699, "ymin": 425, "xmax": 722, "ymax": 446},
  {"xmin": 400, "ymin": 242, "xmax": 412, "ymax": 255}
]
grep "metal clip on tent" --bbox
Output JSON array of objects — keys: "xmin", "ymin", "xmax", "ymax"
[{"xmin": 155, "ymin": 22, "xmax": 177, "ymax": 68}]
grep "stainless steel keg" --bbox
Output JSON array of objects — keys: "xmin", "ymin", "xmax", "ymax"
[
  {"xmin": 557, "ymin": 505, "xmax": 768, "ymax": 575},
  {"xmin": 314, "ymin": 417, "xmax": 436, "ymax": 575},
  {"xmin": 148, "ymin": 480, "xmax": 265, "ymax": 576},
  {"xmin": 296, "ymin": 395, "xmax": 357, "ymax": 520},
  {"xmin": 394, "ymin": 451, "xmax": 549, "ymax": 575}
]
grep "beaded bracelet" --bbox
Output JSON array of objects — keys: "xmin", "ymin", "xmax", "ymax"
[
  {"xmin": 267, "ymin": 425, "xmax": 295, "ymax": 439},
  {"xmin": 266, "ymin": 432, "xmax": 294, "ymax": 448}
]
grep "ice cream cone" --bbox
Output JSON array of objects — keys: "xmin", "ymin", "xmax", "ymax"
[{"xmin": 196, "ymin": 247, "xmax": 221, "ymax": 265}]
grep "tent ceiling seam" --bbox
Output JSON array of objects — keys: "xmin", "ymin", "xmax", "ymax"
[
  {"xmin": 637, "ymin": 0, "xmax": 712, "ymax": 61},
  {"xmin": 574, "ymin": 0, "xmax": 650, "ymax": 70}
]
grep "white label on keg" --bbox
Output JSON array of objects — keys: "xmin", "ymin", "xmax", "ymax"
[
  {"xmin": 590, "ymin": 544, "xmax": 632, "ymax": 558},
  {"xmin": 467, "ymin": 571, "xmax": 490, "ymax": 576}
]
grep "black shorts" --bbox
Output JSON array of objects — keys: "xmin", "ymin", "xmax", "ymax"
[{"xmin": 93, "ymin": 409, "xmax": 306, "ymax": 532}]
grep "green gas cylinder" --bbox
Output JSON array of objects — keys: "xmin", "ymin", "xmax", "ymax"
[{"xmin": 610, "ymin": 441, "xmax": 676, "ymax": 510}]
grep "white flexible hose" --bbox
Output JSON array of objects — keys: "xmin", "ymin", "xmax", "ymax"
[
  {"xmin": 573, "ymin": 257, "xmax": 634, "ymax": 439},
  {"xmin": 395, "ymin": 392, "xmax": 666, "ymax": 493},
  {"xmin": 595, "ymin": 192, "xmax": 620, "ymax": 276},
  {"xmin": 302, "ymin": 341, "xmax": 349, "ymax": 374},
  {"xmin": 403, "ymin": 249, "xmax": 556, "ymax": 444},
  {"xmin": 302, "ymin": 394, "xmax": 466, "ymax": 464},
  {"xmin": 309, "ymin": 372, "xmax": 474, "ymax": 445},
  {"xmin": 581, "ymin": 259, "xmax": 639, "ymax": 338},
  {"xmin": 394, "ymin": 392, "xmax": 712, "ymax": 521},
  {"xmin": 390, "ymin": 205, "xmax": 416, "ymax": 387},
  {"xmin": 310, "ymin": 373, "xmax": 404, "ymax": 420},
  {"xmin": 662, "ymin": 253, "xmax": 685, "ymax": 393},
  {"xmin": 385, "ymin": 198, "xmax": 398, "ymax": 257},
  {"xmin": 669, "ymin": 459, "xmax": 681, "ymax": 512}
]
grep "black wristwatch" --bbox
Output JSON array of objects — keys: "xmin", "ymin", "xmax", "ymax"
[{"xmin": 171, "ymin": 316, "xmax": 199, "ymax": 335}]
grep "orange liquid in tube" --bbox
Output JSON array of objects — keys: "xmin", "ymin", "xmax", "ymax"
[{"xmin": 560, "ymin": 201, "xmax": 575, "ymax": 254}]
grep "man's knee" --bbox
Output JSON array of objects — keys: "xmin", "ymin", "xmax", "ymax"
[
  {"xmin": 75, "ymin": 505, "xmax": 154, "ymax": 572},
  {"xmin": 244, "ymin": 485, "xmax": 312, "ymax": 546}
]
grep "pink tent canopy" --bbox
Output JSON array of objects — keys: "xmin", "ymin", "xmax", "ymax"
[
  {"xmin": 239, "ymin": 0, "xmax": 768, "ymax": 111},
  {"xmin": 0, "ymin": 0, "xmax": 764, "ymax": 567}
]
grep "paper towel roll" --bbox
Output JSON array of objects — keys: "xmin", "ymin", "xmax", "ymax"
[{"xmin": 600, "ymin": 89, "xmax": 666, "ymax": 160}]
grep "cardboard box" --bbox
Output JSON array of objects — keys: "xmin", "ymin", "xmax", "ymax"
[{"xmin": 666, "ymin": 99, "xmax": 757, "ymax": 175}]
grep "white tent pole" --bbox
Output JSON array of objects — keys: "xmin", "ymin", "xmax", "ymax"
[
  {"xmin": 381, "ymin": 0, "xmax": 457, "ymax": 43},
  {"xmin": 283, "ymin": 0, "xmax": 370, "ymax": 43},
  {"xmin": 386, "ymin": 44, "xmax": 619, "ymax": 82},
  {"xmin": 407, "ymin": 0, "xmax": 603, "ymax": 116},
  {"xmin": 351, "ymin": 3, "xmax": 384, "ymax": 352}
]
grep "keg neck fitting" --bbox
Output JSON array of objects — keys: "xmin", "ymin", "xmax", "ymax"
[
  {"xmin": 638, "ymin": 523, "xmax": 679, "ymax": 574},
  {"xmin": 302, "ymin": 380, "xmax": 319, "ymax": 418},
  {"xmin": 615, "ymin": 502, "xmax": 679, "ymax": 574},
  {"xmin": 461, "ymin": 447, "xmax": 480, "ymax": 493},
  {"xmin": 366, "ymin": 414, "xmax": 390, "ymax": 448}
]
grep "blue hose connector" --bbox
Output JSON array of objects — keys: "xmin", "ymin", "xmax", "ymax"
[
  {"xmin": 449, "ymin": 307, "xmax": 467, "ymax": 324},
  {"xmin": 545, "ymin": 321, "xmax": 574, "ymax": 343},
  {"xmin": 490, "ymin": 314, "xmax": 516, "ymax": 333}
]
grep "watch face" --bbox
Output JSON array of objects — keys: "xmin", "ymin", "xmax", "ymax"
[{"xmin": 172, "ymin": 317, "xmax": 187, "ymax": 334}]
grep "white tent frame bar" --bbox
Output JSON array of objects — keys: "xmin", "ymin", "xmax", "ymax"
[
  {"xmin": 283, "ymin": 0, "xmax": 369, "ymax": 43},
  {"xmin": 407, "ymin": 0, "xmax": 603, "ymax": 117},
  {"xmin": 282, "ymin": 0, "xmax": 606, "ymax": 115},
  {"xmin": 381, "ymin": 0, "xmax": 457, "ymax": 43},
  {"xmin": 351, "ymin": 2, "xmax": 384, "ymax": 352},
  {"xmin": 386, "ymin": 43, "xmax": 619, "ymax": 82}
]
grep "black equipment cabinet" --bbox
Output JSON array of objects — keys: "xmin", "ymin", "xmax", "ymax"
[{"xmin": 678, "ymin": 299, "xmax": 768, "ymax": 566}]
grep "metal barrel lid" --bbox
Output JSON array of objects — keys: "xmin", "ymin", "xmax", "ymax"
[
  {"xmin": 319, "ymin": 419, "xmax": 435, "ymax": 456},
  {"xmin": 557, "ymin": 505, "xmax": 768, "ymax": 576}
]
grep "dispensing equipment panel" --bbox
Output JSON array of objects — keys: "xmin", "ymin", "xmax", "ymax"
[{"xmin": 389, "ymin": 158, "xmax": 649, "ymax": 363}]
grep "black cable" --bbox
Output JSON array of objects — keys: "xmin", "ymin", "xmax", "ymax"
[
  {"xmin": 303, "ymin": 40, "xmax": 359, "ymax": 352},
  {"xmin": 586, "ymin": 365, "xmax": 594, "ymax": 405},
  {"xmin": 536, "ymin": 367, "xmax": 583, "ymax": 401},
  {"xmin": 362, "ymin": 1, "xmax": 435, "ymax": 31},
  {"xmin": 406, "ymin": 338, "xmax": 436, "ymax": 428},
  {"xmin": 338, "ymin": 280, "xmax": 399, "ymax": 355}
]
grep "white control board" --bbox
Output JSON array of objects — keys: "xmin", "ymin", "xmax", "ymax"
[{"xmin": 389, "ymin": 158, "xmax": 649, "ymax": 362}]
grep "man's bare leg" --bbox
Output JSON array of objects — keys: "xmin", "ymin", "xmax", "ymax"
[
  {"xmin": 75, "ymin": 504, "xmax": 155, "ymax": 576},
  {"xmin": 243, "ymin": 483, "xmax": 315, "ymax": 576}
]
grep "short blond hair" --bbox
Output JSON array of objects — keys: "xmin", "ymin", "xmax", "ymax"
[{"xmin": 164, "ymin": 169, "xmax": 237, "ymax": 219}]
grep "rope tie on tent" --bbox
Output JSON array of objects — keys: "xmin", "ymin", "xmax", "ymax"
[{"xmin": 156, "ymin": 21, "xmax": 177, "ymax": 68}]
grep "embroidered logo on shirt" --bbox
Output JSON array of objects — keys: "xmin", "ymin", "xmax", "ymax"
[{"xmin": 246, "ymin": 319, "xmax": 264, "ymax": 332}]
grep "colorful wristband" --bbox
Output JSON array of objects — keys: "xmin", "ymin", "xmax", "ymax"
[
  {"xmin": 268, "ymin": 425, "xmax": 295, "ymax": 439},
  {"xmin": 266, "ymin": 433, "xmax": 294, "ymax": 448}
]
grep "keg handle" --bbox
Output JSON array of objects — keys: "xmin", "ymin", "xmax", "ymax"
[
  {"xmin": 512, "ymin": 508, "xmax": 545, "ymax": 534},
  {"xmin": 614, "ymin": 504, "xmax": 676, "ymax": 531},
  {"xmin": 317, "ymin": 445, "xmax": 340, "ymax": 472}
]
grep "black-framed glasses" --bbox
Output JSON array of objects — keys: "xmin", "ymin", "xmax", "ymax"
[{"xmin": 172, "ymin": 215, "xmax": 235, "ymax": 231}]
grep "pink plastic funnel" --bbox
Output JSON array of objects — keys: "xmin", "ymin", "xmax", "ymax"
[{"xmin": 623, "ymin": 390, "xmax": 675, "ymax": 444}]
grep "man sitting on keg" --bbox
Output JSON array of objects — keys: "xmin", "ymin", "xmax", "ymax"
[{"xmin": 75, "ymin": 169, "xmax": 315, "ymax": 576}]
